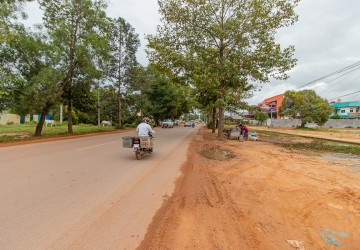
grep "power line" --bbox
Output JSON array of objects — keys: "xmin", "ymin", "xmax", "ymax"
[
  {"xmin": 296, "ymin": 61, "xmax": 360, "ymax": 89},
  {"xmin": 322, "ymin": 66, "xmax": 360, "ymax": 85},
  {"xmin": 319, "ymin": 67, "xmax": 360, "ymax": 96},
  {"xmin": 328, "ymin": 90, "xmax": 360, "ymax": 101}
]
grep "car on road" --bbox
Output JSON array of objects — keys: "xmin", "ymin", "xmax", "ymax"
[
  {"xmin": 184, "ymin": 120, "xmax": 192, "ymax": 127},
  {"xmin": 162, "ymin": 119, "xmax": 174, "ymax": 128}
]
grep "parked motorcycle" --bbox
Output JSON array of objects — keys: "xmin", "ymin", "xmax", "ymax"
[{"xmin": 122, "ymin": 134, "xmax": 155, "ymax": 160}]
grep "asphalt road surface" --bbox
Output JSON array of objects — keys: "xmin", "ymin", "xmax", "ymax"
[{"xmin": 0, "ymin": 125, "xmax": 197, "ymax": 250}]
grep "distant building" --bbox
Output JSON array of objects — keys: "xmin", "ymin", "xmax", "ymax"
[
  {"xmin": 260, "ymin": 94, "xmax": 284, "ymax": 119},
  {"xmin": 0, "ymin": 112, "xmax": 39, "ymax": 125},
  {"xmin": 330, "ymin": 102, "xmax": 360, "ymax": 119}
]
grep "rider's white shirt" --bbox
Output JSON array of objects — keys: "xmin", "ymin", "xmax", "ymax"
[{"xmin": 136, "ymin": 122, "xmax": 155, "ymax": 136}]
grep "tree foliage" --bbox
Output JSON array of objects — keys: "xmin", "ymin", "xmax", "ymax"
[
  {"xmin": 0, "ymin": 23, "xmax": 61, "ymax": 116},
  {"xmin": 107, "ymin": 17, "xmax": 140, "ymax": 127},
  {"xmin": 254, "ymin": 110, "xmax": 268, "ymax": 125},
  {"xmin": 1, "ymin": 0, "xmax": 164, "ymax": 134},
  {"xmin": 279, "ymin": 89, "xmax": 333, "ymax": 127},
  {"xmin": 35, "ymin": 0, "xmax": 109, "ymax": 135},
  {"xmin": 142, "ymin": 67, "xmax": 191, "ymax": 125},
  {"xmin": 147, "ymin": 0, "xmax": 300, "ymax": 140}
]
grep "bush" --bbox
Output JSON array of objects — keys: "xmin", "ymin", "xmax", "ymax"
[
  {"xmin": 330, "ymin": 114, "xmax": 340, "ymax": 119},
  {"xmin": 78, "ymin": 123, "xmax": 94, "ymax": 127},
  {"xmin": 76, "ymin": 112, "xmax": 91, "ymax": 124},
  {"xmin": 61, "ymin": 109, "xmax": 79, "ymax": 125},
  {"xmin": 24, "ymin": 121, "xmax": 38, "ymax": 125},
  {"xmin": 123, "ymin": 123, "xmax": 137, "ymax": 128}
]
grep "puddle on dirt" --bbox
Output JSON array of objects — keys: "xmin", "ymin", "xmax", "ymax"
[
  {"xmin": 321, "ymin": 153, "xmax": 360, "ymax": 170},
  {"xmin": 201, "ymin": 146, "xmax": 235, "ymax": 160}
]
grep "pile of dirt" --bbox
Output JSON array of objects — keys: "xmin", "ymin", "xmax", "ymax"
[{"xmin": 138, "ymin": 127, "xmax": 360, "ymax": 249}]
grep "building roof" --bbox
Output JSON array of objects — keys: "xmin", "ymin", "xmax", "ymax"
[
  {"xmin": 262, "ymin": 94, "xmax": 284, "ymax": 103},
  {"xmin": 331, "ymin": 102, "xmax": 360, "ymax": 108}
]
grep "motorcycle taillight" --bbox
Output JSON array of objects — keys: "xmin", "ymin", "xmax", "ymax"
[{"xmin": 133, "ymin": 139, "xmax": 140, "ymax": 144}]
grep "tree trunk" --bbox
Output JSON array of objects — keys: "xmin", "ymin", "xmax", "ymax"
[
  {"xmin": 67, "ymin": 99, "xmax": 73, "ymax": 134},
  {"xmin": 35, "ymin": 107, "xmax": 50, "ymax": 136},
  {"xmin": 217, "ymin": 41, "xmax": 225, "ymax": 140},
  {"xmin": 217, "ymin": 106, "xmax": 224, "ymax": 141},
  {"xmin": 301, "ymin": 120, "xmax": 306, "ymax": 128},
  {"xmin": 118, "ymin": 88, "xmax": 122, "ymax": 128},
  {"xmin": 211, "ymin": 107, "xmax": 216, "ymax": 133}
]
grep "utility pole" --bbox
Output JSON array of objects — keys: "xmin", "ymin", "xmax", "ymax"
[
  {"xmin": 60, "ymin": 104, "xmax": 63, "ymax": 123},
  {"xmin": 97, "ymin": 81, "xmax": 101, "ymax": 127}
]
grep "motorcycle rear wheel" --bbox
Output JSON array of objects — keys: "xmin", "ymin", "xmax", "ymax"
[{"xmin": 135, "ymin": 151, "xmax": 142, "ymax": 160}]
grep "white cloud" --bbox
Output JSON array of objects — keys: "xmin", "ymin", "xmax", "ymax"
[
  {"xmin": 245, "ymin": 0, "xmax": 360, "ymax": 105},
  {"xmin": 23, "ymin": 0, "xmax": 360, "ymax": 105},
  {"xmin": 106, "ymin": 0, "xmax": 160, "ymax": 65},
  {"xmin": 23, "ymin": 0, "xmax": 160, "ymax": 66}
]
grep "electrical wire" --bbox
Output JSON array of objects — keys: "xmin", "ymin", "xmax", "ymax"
[
  {"xmin": 319, "ymin": 68, "xmax": 360, "ymax": 97},
  {"xmin": 296, "ymin": 61, "xmax": 360, "ymax": 89},
  {"xmin": 328, "ymin": 90, "xmax": 360, "ymax": 102}
]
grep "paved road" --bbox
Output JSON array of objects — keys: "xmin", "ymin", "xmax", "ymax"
[{"xmin": 0, "ymin": 125, "xmax": 198, "ymax": 250}]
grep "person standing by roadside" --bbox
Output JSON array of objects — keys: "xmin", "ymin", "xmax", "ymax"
[{"xmin": 239, "ymin": 124, "xmax": 249, "ymax": 141}]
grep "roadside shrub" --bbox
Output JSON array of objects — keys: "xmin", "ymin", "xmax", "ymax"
[
  {"xmin": 345, "ymin": 126, "xmax": 353, "ymax": 128},
  {"xmin": 24, "ymin": 121, "xmax": 38, "ymax": 125},
  {"xmin": 78, "ymin": 123, "xmax": 94, "ymax": 127},
  {"xmin": 330, "ymin": 114, "xmax": 340, "ymax": 119},
  {"xmin": 123, "ymin": 123, "xmax": 137, "ymax": 128},
  {"xmin": 76, "ymin": 112, "xmax": 91, "ymax": 124},
  {"xmin": 61, "ymin": 109, "xmax": 79, "ymax": 125},
  {"xmin": 6, "ymin": 121, "xmax": 14, "ymax": 125}
]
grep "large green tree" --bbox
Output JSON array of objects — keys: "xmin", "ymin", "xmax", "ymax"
[
  {"xmin": 254, "ymin": 110, "xmax": 268, "ymax": 125},
  {"xmin": 107, "ymin": 17, "xmax": 140, "ymax": 128},
  {"xmin": 144, "ymin": 76, "xmax": 180, "ymax": 125},
  {"xmin": 0, "ymin": 23, "xmax": 62, "ymax": 117},
  {"xmin": 0, "ymin": 0, "xmax": 29, "ymax": 112},
  {"xmin": 142, "ymin": 67, "xmax": 191, "ymax": 125},
  {"xmin": 148, "ymin": 0, "xmax": 299, "ymax": 140},
  {"xmin": 36, "ymin": 0, "xmax": 109, "ymax": 136},
  {"xmin": 279, "ymin": 89, "xmax": 333, "ymax": 127}
]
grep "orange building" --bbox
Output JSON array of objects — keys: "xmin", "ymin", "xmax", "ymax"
[{"xmin": 261, "ymin": 94, "xmax": 284, "ymax": 119}]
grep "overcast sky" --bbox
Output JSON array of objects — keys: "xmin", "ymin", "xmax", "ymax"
[{"xmin": 24, "ymin": 0, "xmax": 360, "ymax": 105}]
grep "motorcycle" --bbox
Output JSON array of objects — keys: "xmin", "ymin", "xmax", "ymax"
[
  {"xmin": 123, "ymin": 133, "xmax": 155, "ymax": 160},
  {"xmin": 133, "ymin": 135, "xmax": 155, "ymax": 160}
]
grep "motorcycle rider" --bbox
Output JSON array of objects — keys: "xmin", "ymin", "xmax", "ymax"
[{"xmin": 136, "ymin": 117, "xmax": 155, "ymax": 136}]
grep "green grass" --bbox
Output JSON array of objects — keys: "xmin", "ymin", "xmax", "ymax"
[
  {"xmin": 295, "ymin": 127, "xmax": 340, "ymax": 133},
  {"xmin": 255, "ymin": 130, "xmax": 360, "ymax": 156},
  {"xmin": 283, "ymin": 140, "xmax": 360, "ymax": 155},
  {"xmin": 0, "ymin": 123, "xmax": 125, "ymax": 143}
]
